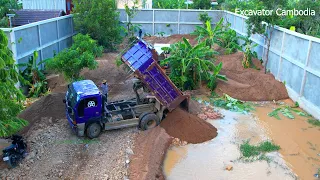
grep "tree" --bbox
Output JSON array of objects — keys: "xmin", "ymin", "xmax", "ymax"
[
  {"xmin": 72, "ymin": 0, "xmax": 122, "ymax": 50},
  {"xmin": 0, "ymin": 29, "xmax": 28, "ymax": 137},
  {"xmin": 124, "ymin": 0, "xmax": 141, "ymax": 40},
  {"xmin": 46, "ymin": 34, "xmax": 103, "ymax": 82},
  {"xmin": 192, "ymin": 0, "xmax": 212, "ymax": 9},
  {"xmin": 280, "ymin": 0, "xmax": 320, "ymax": 38},
  {"xmin": 0, "ymin": 0, "xmax": 22, "ymax": 27},
  {"xmin": 245, "ymin": 0, "xmax": 288, "ymax": 73},
  {"xmin": 152, "ymin": 0, "xmax": 186, "ymax": 9}
]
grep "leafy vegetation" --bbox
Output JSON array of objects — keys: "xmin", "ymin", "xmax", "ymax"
[
  {"xmin": 216, "ymin": 25, "xmax": 241, "ymax": 54},
  {"xmin": 124, "ymin": 0, "xmax": 141, "ymax": 42},
  {"xmin": 308, "ymin": 119, "xmax": 320, "ymax": 127},
  {"xmin": 72, "ymin": 0, "xmax": 122, "ymax": 50},
  {"xmin": 192, "ymin": 0, "xmax": 212, "ymax": 9},
  {"xmin": 46, "ymin": 34, "xmax": 102, "ymax": 82},
  {"xmin": 18, "ymin": 51, "xmax": 48, "ymax": 97},
  {"xmin": 244, "ymin": 1, "xmax": 287, "ymax": 74},
  {"xmin": 0, "ymin": 29, "xmax": 28, "ymax": 137},
  {"xmin": 161, "ymin": 37, "xmax": 226, "ymax": 90},
  {"xmin": 152, "ymin": 0, "xmax": 186, "ymax": 9},
  {"xmin": 279, "ymin": 0, "xmax": 320, "ymax": 38},
  {"xmin": 198, "ymin": 12, "xmax": 212, "ymax": 27},
  {"xmin": 268, "ymin": 105, "xmax": 308, "ymax": 120},
  {"xmin": 191, "ymin": 18, "xmax": 224, "ymax": 48},
  {"xmin": 211, "ymin": 94, "xmax": 255, "ymax": 114},
  {"xmin": 0, "ymin": 0, "xmax": 22, "ymax": 27},
  {"xmin": 220, "ymin": 0, "xmax": 320, "ymax": 38},
  {"xmin": 239, "ymin": 35, "xmax": 258, "ymax": 69},
  {"xmin": 240, "ymin": 140, "xmax": 280, "ymax": 158}
]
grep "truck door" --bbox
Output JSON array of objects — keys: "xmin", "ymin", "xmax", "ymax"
[
  {"xmin": 76, "ymin": 97, "xmax": 101, "ymax": 123},
  {"xmin": 83, "ymin": 97, "xmax": 101, "ymax": 118}
]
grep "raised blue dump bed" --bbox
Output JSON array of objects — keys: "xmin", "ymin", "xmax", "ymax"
[{"xmin": 122, "ymin": 40, "xmax": 187, "ymax": 111}]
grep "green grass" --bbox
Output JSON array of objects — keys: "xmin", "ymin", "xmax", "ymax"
[
  {"xmin": 308, "ymin": 119, "xmax": 320, "ymax": 127},
  {"xmin": 240, "ymin": 141, "xmax": 280, "ymax": 158}
]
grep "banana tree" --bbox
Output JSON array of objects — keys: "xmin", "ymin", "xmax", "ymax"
[
  {"xmin": 18, "ymin": 51, "xmax": 47, "ymax": 97},
  {"xmin": 239, "ymin": 35, "xmax": 258, "ymax": 69},
  {"xmin": 191, "ymin": 18, "xmax": 225, "ymax": 48},
  {"xmin": 216, "ymin": 27, "xmax": 242, "ymax": 54},
  {"xmin": 161, "ymin": 37, "xmax": 227, "ymax": 90}
]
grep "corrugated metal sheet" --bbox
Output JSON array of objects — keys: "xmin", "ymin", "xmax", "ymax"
[
  {"xmin": 12, "ymin": 9, "xmax": 66, "ymax": 26},
  {"xmin": 22, "ymin": 0, "xmax": 66, "ymax": 12}
]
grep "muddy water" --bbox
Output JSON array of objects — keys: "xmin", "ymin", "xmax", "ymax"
[
  {"xmin": 163, "ymin": 109, "xmax": 296, "ymax": 180},
  {"xmin": 254, "ymin": 100, "xmax": 320, "ymax": 180}
]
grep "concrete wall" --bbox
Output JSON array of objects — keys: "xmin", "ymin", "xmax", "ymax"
[
  {"xmin": 224, "ymin": 11, "xmax": 320, "ymax": 120},
  {"xmin": 0, "ymin": 15, "xmax": 74, "ymax": 69},
  {"xmin": 118, "ymin": 9, "xmax": 224, "ymax": 36}
]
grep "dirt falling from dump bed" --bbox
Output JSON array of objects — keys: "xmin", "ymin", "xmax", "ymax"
[
  {"xmin": 160, "ymin": 107, "xmax": 218, "ymax": 144},
  {"xmin": 18, "ymin": 93, "xmax": 65, "ymax": 135}
]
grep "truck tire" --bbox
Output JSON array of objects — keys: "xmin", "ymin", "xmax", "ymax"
[
  {"xmin": 140, "ymin": 113, "xmax": 160, "ymax": 130},
  {"xmin": 86, "ymin": 123, "xmax": 102, "ymax": 139}
]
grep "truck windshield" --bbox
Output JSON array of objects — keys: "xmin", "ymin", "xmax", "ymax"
[{"xmin": 67, "ymin": 84, "xmax": 77, "ymax": 108}]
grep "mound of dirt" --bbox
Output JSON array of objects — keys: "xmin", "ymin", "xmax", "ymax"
[
  {"xmin": 18, "ymin": 93, "xmax": 65, "ymax": 135},
  {"xmin": 143, "ymin": 34, "xmax": 198, "ymax": 46},
  {"xmin": 216, "ymin": 52, "xmax": 289, "ymax": 101},
  {"xmin": 160, "ymin": 108, "xmax": 218, "ymax": 144},
  {"xmin": 47, "ymin": 74, "xmax": 68, "ymax": 93},
  {"xmin": 129, "ymin": 127, "xmax": 172, "ymax": 180}
]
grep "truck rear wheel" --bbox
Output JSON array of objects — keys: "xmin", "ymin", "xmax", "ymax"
[
  {"xmin": 140, "ymin": 113, "xmax": 160, "ymax": 130},
  {"xmin": 86, "ymin": 123, "xmax": 102, "ymax": 139}
]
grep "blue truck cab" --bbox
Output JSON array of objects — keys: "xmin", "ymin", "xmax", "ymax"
[{"xmin": 65, "ymin": 80, "xmax": 103, "ymax": 137}]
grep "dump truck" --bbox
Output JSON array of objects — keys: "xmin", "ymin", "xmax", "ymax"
[{"xmin": 64, "ymin": 39, "xmax": 189, "ymax": 138}]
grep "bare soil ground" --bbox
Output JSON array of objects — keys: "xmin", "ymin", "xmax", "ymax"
[
  {"xmin": 216, "ymin": 52, "xmax": 289, "ymax": 101},
  {"xmin": 0, "ymin": 52, "xmax": 137, "ymax": 180}
]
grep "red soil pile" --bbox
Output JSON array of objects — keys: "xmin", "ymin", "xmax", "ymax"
[
  {"xmin": 144, "ymin": 34, "xmax": 198, "ymax": 46},
  {"xmin": 129, "ymin": 127, "xmax": 172, "ymax": 180},
  {"xmin": 216, "ymin": 52, "xmax": 289, "ymax": 101},
  {"xmin": 18, "ymin": 93, "xmax": 65, "ymax": 135},
  {"xmin": 160, "ymin": 108, "xmax": 218, "ymax": 144}
]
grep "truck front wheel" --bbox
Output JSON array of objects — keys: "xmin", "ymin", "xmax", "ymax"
[
  {"xmin": 140, "ymin": 113, "xmax": 160, "ymax": 130},
  {"xmin": 86, "ymin": 123, "xmax": 102, "ymax": 139}
]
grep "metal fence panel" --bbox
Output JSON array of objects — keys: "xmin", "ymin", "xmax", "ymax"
[{"xmin": 1, "ymin": 15, "xmax": 74, "ymax": 69}]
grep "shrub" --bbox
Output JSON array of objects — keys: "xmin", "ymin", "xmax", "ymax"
[
  {"xmin": 0, "ymin": 29, "xmax": 28, "ymax": 137},
  {"xmin": 192, "ymin": 0, "xmax": 212, "ymax": 9},
  {"xmin": 72, "ymin": 0, "xmax": 122, "ymax": 50},
  {"xmin": 0, "ymin": 0, "xmax": 22, "ymax": 27},
  {"xmin": 152, "ymin": 0, "xmax": 186, "ymax": 9},
  {"xmin": 46, "ymin": 34, "xmax": 102, "ymax": 82}
]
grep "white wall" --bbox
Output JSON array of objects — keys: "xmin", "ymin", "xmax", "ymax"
[{"xmin": 22, "ymin": 0, "xmax": 66, "ymax": 12}]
